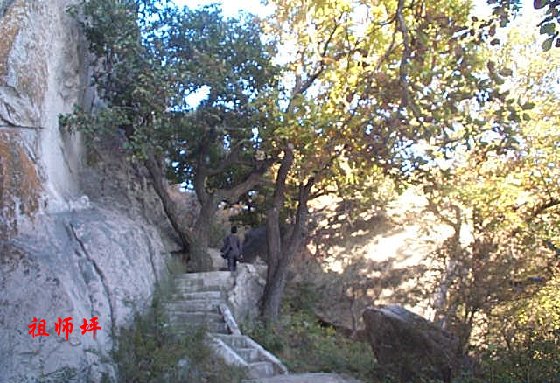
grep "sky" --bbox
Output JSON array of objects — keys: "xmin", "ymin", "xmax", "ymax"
[
  {"xmin": 173, "ymin": 0, "xmax": 540, "ymax": 16},
  {"xmin": 172, "ymin": 0, "xmax": 543, "ymax": 38},
  {"xmin": 171, "ymin": 0, "xmax": 272, "ymax": 17}
]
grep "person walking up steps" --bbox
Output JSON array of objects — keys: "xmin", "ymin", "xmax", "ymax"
[{"xmin": 220, "ymin": 226, "xmax": 242, "ymax": 272}]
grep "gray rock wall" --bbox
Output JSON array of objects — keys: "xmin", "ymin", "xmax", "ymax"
[
  {"xmin": 1, "ymin": 207, "xmax": 170, "ymax": 382},
  {"xmin": 0, "ymin": 1, "xmax": 178, "ymax": 382}
]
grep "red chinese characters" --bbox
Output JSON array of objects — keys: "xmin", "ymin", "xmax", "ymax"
[
  {"xmin": 54, "ymin": 317, "xmax": 74, "ymax": 341},
  {"xmin": 28, "ymin": 316, "xmax": 102, "ymax": 339},
  {"xmin": 80, "ymin": 316, "xmax": 102, "ymax": 339},
  {"xmin": 28, "ymin": 317, "xmax": 50, "ymax": 338}
]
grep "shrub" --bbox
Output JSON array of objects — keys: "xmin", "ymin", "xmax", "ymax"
[{"xmin": 244, "ymin": 283, "xmax": 378, "ymax": 382}]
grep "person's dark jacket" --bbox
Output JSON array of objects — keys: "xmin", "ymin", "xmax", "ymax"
[{"xmin": 220, "ymin": 233, "xmax": 241, "ymax": 260}]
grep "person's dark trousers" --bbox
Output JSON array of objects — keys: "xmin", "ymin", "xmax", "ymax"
[{"xmin": 227, "ymin": 255, "xmax": 237, "ymax": 272}]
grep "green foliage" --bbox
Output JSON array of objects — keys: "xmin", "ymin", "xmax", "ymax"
[
  {"xmin": 411, "ymin": 20, "xmax": 560, "ymax": 359},
  {"xmin": 472, "ymin": 275, "xmax": 560, "ymax": 383},
  {"xmin": 59, "ymin": 105, "xmax": 131, "ymax": 147},
  {"xmin": 67, "ymin": 4, "xmax": 559, "ymax": 380},
  {"xmin": 247, "ymin": 313, "xmax": 378, "ymax": 381},
  {"xmin": 260, "ymin": 0, "xmax": 519, "ymax": 215},
  {"xmin": 67, "ymin": 0, "xmax": 280, "ymax": 257},
  {"xmin": 116, "ymin": 315, "xmax": 247, "ymax": 383},
  {"xmin": 65, "ymin": 0, "xmax": 173, "ymax": 158},
  {"xmin": 162, "ymin": 5, "xmax": 279, "ymax": 207},
  {"xmin": 477, "ymin": 339, "xmax": 560, "ymax": 383},
  {"xmin": 284, "ymin": 282, "xmax": 319, "ymax": 314}
]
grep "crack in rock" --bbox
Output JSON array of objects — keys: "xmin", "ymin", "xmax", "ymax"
[
  {"xmin": 141, "ymin": 226, "xmax": 159, "ymax": 285},
  {"xmin": 69, "ymin": 222, "xmax": 116, "ymax": 340}
]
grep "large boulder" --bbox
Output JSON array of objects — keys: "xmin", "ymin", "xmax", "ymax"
[
  {"xmin": 362, "ymin": 305, "xmax": 460, "ymax": 382},
  {"xmin": 241, "ymin": 225, "xmax": 298, "ymax": 263},
  {"xmin": 242, "ymin": 226, "xmax": 268, "ymax": 263}
]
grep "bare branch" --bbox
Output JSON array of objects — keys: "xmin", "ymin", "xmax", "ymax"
[
  {"xmin": 289, "ymin": 13, "xmax": 345, "ymax": 110},
  {"xmin": 396, "ymin": 0, "xmax": 412, "ymax": 109},
  {"xmin": 529, "ymin": 198, "xmax": 560, "ymax": 219},
  {"xmin": 206, "ymin": 142, "xmax": 245, "ymax": 177},
  {"xmin": 426, "ymin": 200, "xmax": 462, "ymax": 232}
]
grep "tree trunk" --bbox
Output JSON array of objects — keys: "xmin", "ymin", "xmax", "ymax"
[
  {"xmin": 190, "ymin": 197, "xmax": 216, "ymax": 271},
  {"xmin": 144, "ymin": 153, "xmax": 193, "ymax": 253},
  {"xmin": 261, "ymin": 146, "xmax": 314, "ymax": 322},
  {"xmin": 193, "ymin": 199, "xmax": 215, "ymax": 248},
  {"xmin": 261, "ymin": 147, "xmax": 293, "ymax": 321}
]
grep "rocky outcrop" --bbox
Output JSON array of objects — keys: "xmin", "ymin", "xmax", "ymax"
[
  {"xmin": 242, "ymin": 225, "xmax": 296, "ymax": 264},
  {"xmin": 203, "ymin": 248, "xmax": 267, "ymax": 324},
  {"xmin": 242, "ymin": 226, "xmax": 269, "ymax": 263},
  {"xmin": 362, "ymin": 305, "xmax": 460, "ymax": 383},
  {"xmin": 79, "ymin": 139, "xmax": 181, "ymax": 250},
  {"xmin": 228, "ymin": 263, "xmax": 267, "ymax": 323},
  {"xmin": 289, "ymin": 189, "xmax": 463, "ymax": 337}
]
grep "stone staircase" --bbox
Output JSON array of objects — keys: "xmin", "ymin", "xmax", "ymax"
[
  {"xmin": 164, "ymin": 271, "xmax": 288, "ymax": 380},
  {"xmin": 211, "ymin": 332, "xmax": 288, "ymax": 379},
  {"xmin": 165, "ymin": 272, "xmax": 232, "ymax": 335}
]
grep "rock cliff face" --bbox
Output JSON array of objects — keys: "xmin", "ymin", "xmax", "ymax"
[
  {"xmin": 0, "ymin": 1, "xmax": 175, "ymax": 382},
  {"xmin": 0, "ymin": 0, "xmax": 89, "ymax": 238},
  {"xmin": 291, "ymin": 190, "xmax": 462, "ymax": 335},
  {"xmin": 1, "ymin": 208, "xmax": 170, "ymax": 382}
]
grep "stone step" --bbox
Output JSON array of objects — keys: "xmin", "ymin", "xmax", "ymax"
[
  {"xmin": 174, "ymin": 281, "xmax": 232, "ymax": 293},
  {"xmin": 214, "ymin": 334, "xmax": 250, "ymax": 349},
  {"xmin": 237, "ymin": 347, "xmax": 262, "ymax": 362},
  {"xmin": 168, "ymin": 315, "xmax": 224, "ymax": 328},
  {"xmin": 175, "ymin": 275, "xmax": 233, "ymax": 284},
  {"xmin": 169, "ymin": 290, "xmax": 223, "ymax": 301},
  {"xmin": 164, "ymin": 300, "xmax": 222, "ymax": 312},
  {"xmin": 212, "ymin": 334, "xmax": 289, "ymax": 376},
  {"xmin": 175, "ymin": 279, "xmax": 234, "ymax": 288},
  {"xmin": 167, "ymin": 312, "xmax": 223, "ymax": 323},
  {"xmin": 242, "ymin": 373, "xmax": 364, "ymax": 383},
  {"xmin": 176, "ymin": 270, "xmax": 233, "ymax": 277},
  {"xmin": 170, "ymin": 321, "xmax": 229, "ymax": 334},
  {"xmin": 247, "ymin": 361, "xmax": 275, "ymax": 379},
  {"xmin": 165, "ymin": 271, "xmax": 287, "ymax": 378},
  {"xmin": 174, "ymin": 272, "xmax": 233, "ymax": 284}
]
